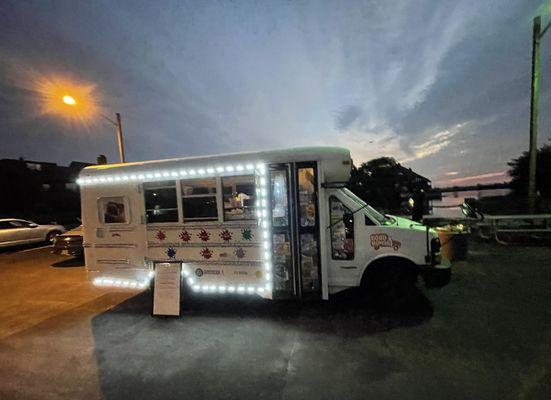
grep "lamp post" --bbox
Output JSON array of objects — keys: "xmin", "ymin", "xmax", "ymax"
[
  {"xmin": 62, "ymin": 95, "xmax": 126, "ymax": 163},
  {"xmin": 528, "ymin": 15, "xmax": 551, "ymax": 213},
  {"xmin": 100, "ymin": 112, "xmax": 126, "ymax": 163}
]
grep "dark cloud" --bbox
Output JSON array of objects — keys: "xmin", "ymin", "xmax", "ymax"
[{"xmin": 0, "ymin": 0, "xmax": 549, "ymax": 183}]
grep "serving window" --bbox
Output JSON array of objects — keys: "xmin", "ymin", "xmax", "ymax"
[
  {"xmin": 222, "ymin": 175, "xmax": 256, "ymax": 221},
  {"xmin": 181, "ymin": 178, "xmax": 218, "ymax": 221},
  {"xmin": 144, "ymin": 181, "xmax": 178, "ymax": 223}
]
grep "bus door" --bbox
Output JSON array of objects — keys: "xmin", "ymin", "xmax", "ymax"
[{"xmin": 269, "ymin": 162, "xmax": 321, "ymax": 299}]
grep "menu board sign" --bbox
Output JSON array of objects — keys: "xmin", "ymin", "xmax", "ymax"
[{"xmin": 153, "ymin": 263, "xmax": 181, "ymax": 316}]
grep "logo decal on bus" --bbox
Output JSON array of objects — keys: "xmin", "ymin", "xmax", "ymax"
[
  {"xmin": 370, "ymin": 233, "xmax": 401, "ymax": 251},
  {"xmin": 219, "ymin": 229, "xmax": 233, "ymax": 242},
  {"xmin": 200, "ymin": 247, "xmax": 213, "ymax": 259},
  {"xmin": 156, "ymin": 230, "xmax": 166, "ymax": 241}
]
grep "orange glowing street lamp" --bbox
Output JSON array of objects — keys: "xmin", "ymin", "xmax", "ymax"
[
  {"xmin": 37, "ymin": 77, "xmax": 126, "ymax": 163},
  {"xmin": 60, "ymin": 93, "xmax": 126, "ymax": 163}
]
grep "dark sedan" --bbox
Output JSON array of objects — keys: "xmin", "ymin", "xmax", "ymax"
[{"xmin": 52, "ymin": 226, "xmax": 83, "ymax": 257}]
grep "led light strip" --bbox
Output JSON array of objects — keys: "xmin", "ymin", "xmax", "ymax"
[
  {"xmin": 77, "ymin": 163, "xmax": 258, "ymax": 186},
  {"xmin": 93, "ymin": 277, "xmax": 149, "ymax": 288},
  {"xmin": 88, "ymin": 162, "xmax": 273, "ymax": 297}
]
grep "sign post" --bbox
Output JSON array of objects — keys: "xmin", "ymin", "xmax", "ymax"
[{"xmin": 153, "ymin": 262, "xmax": 181, "ymax": 317}]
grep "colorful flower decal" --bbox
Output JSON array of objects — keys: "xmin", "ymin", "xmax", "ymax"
[
  {"xmin": 179, "ymin": 230, "xmax": 191, "ymax": 242},
  {"xmin": 219, "ymin": 229, "xmax": 233, "ymax": 242},
  {"xmin": 241, "ymin": 228, "xmax": 254, "ymax": 241},
  {"xmin": 166, "ymin": 247, "xmax": 177, "ymax": 259},
  {"xmin": 156, "ymin": 230, "xmax": 167, "ymax": 241},
  {"xmin": 200, "ymin": 247, "xmax": 213, "ymax": 259},
  {"xmin": 197, "ymin": 229, "xmax": 211, "ymax": 242},
  {"xmin": 234, "ymin": 247, "xmax": 246, "ymax": 259}
]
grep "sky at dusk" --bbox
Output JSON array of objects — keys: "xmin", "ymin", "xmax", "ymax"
[{"xmin": 1, "ymin": 0, "xmax": 550, "ymax": 186}]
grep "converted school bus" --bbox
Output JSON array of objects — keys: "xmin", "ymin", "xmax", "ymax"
[{"xmin": 78, "ymin": 147, "xmax": 450, "ymax": 301}]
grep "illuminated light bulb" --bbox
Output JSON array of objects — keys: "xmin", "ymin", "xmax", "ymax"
[
  {"xmin": 237, "ymin": 286, "xmax": 245, "ymax": 293},
  {"xmin": 257, "ymin": 211, "xmax": 262, "ymax": 218},
  {"xmin": 209, "ymin": 285, "xmax": 216, "ymax": 291},
  {"xmin": 216, "ymin": 166, "xmax": 224, "ymax": 173},
  {"xmin": 246, "ymin": 164, "xmax": 254, "ymax": 170},
  {"xmin": 154, "ymin": 173, "xmax": 161, "ymax": 178},
  {"xmin": 226, "ymin": 166, "xmax": 234, "ymax": 172},
  {"xmin": 236, "ymin": 165, "xmax": 244, "ymax": 171},
  {"xmin": 266, "ymin": 274, "xmax": 272, "ymax": 281},
  {"xmin": 257, "ymin": 287, "xmax": 265, "ymax": 293},
  {"xmin": 187, "ymin": 278, "xmax": 195, "ymax": 285},
  {"xmin": 137, "ymin": 174, "xmax": 145, "ymax": 179},
  {"xmin": 171, "ymin": 171, "xmax": 178, "ymax": 177},
  {"xmin": 99, "ymin": 177, "xmax": 106, "ymax": 182},
  {"xmin": 206, "ymin": 168, "xmax": 215, "ymax": 174},
  {"xmin": 182, "ymin": 269, "xmax": 190, "ymax": 277},
  {"xmin": 148, "ymin": 271, "xmax": 154, "ymax": 278},
  {"xmin": 146, "ymin": 173, "xmax": 154, "ymax": 179},
  {"xmin": 228, "ymin": 286, "xmax": 236, "ymax": 292},
  {"xmin": 262, "ymin": 221, "xmax": 268, "ymax": 228},
  {"xmin": 260, "ymin": 177, "xmax": 267, "ymax": 186},
  {"xmin": 179, "ymin": 170, "xmax": 188, "ymax": 176},
  {"xmin": 262, "ymin": 210, "xmax": 268, "ymax": 217},
  {"xmin": 122, "ymin": 175, "xmax": 130, "ymax": 181},
  {"xmin": 263, "ymin": 242, "xmax": 270, "ymax": 250},
  {"xmin": 192, "ymin": 285, "xmax": 200, "ymax": 292},
  {"xmin": 219, "ymin": 286, "xmax": 226, "ymax": 293},
  {"xmin": 264, "ymin": 251, "xmax": 270, "ymax": 260},
  {"xmin": 162, "ymin": 172, "xmax": 170, "ymax": 177},
  {"xmin": 188, "ymin": 169, "xmax": 196, "ymax": 175},
  {"xmin": 197, "ymin": 169, "xmax": 206, "ymax": 175},
  {"xmin": 130, "ymin": 281, "xmax": 137, "ymax": 287}
]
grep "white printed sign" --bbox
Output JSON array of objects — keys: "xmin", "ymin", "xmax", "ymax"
[{"xmin": 153, "ymin": 263, "xmax": 181, "ymax": 316}]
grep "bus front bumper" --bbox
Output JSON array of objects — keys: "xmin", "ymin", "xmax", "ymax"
[{"xmin": 419, "ymin": 258, "xmax": 451, "ymax": 288}]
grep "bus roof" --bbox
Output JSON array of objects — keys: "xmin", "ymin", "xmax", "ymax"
[{"xmin": 80, "ymin": 146, "xmax": 351, "ymax": 183}]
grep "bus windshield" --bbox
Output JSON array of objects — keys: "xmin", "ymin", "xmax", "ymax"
[{"xmin": 341, "ymin": 188, "xmax": 387, "ymax": 225}]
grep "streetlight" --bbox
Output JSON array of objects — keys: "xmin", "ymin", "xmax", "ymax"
[
  {"xmin": 528, "ymin": 15, "xmax": 551, "ymax": 213},
  {"xmin": 61, "ymin": 93, "xmax": 126, "ymax": 163}
]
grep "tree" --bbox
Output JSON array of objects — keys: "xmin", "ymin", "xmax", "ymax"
[
  {"xmin": 508, "ymin": 143, "xmax": 551, "ymax": 199},
  {"xmin": 348, "ymin": 157, "xmax": 431, "ymax": 215}
]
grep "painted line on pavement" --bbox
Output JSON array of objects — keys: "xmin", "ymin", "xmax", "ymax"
[{"xmin": 17, "ymin": 245, "xmax": 52, "ymax": 253}]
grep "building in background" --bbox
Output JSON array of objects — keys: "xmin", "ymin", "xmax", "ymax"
[{"xmin": 0, "ymin": 158, "xmax": 92, "ymax": 225}]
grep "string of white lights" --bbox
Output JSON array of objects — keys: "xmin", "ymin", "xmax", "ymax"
[
  {"xmin": 88, "ymin": 162, "xmax": 273, "ymax": 297},
  {"xmin": 77, "ymin": 163, "xmax": 257, "ymax": 185}
]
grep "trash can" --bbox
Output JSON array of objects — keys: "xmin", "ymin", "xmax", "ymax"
[{"xmin": 436, "ymin": 226, "xmax": 469, "ymax": 262}]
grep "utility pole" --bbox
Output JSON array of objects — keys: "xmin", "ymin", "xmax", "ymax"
[
  {"xmin": 116, "ymin": 112, "xmax": 126, "ymax": 163},
  {"xmin": 528, "ymin": 16, "xmax": 541, "ymax": 213}
]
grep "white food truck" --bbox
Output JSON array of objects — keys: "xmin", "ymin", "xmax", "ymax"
[{"xmin": 78, "ymin": 147, "xmax": 450, "ymax": 302}]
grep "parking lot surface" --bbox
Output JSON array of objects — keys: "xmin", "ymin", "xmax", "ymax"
[{"xmin": 0, "ymin": 241, "xmax": 550, "ymax": 400}]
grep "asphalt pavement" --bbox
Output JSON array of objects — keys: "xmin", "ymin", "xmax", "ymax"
[{"xmin": 0, "ymin": 241, "xmax": 550, "ymax": 400}]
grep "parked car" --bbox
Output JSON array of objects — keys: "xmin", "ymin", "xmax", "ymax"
[
  {"xmin": 52, "ymin": 226, "xmax": 83, "ymax": 257},
  {"xmin": 0, "ymin": 219, "xmax": 66, "ymax": 247}
]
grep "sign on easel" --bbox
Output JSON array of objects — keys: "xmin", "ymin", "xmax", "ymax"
[{"xmin": 153, "ymin": 263, "xmax": 181, "ymax": 316}]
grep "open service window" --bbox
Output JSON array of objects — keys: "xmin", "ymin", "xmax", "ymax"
[
  {"xmin": 98, "ymin": 196, "xmax": 129, "ymax": 224},
  {"xmin": 222, "ymin": 175, "xmax": 256, "ymax": 221}
]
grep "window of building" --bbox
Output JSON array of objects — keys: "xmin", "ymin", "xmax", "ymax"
[
  {"xmin": 144, "ymin": 181, "xmax": 178, "ymax": 223},
  {"xmin": 181, "ymin": 178, "xmax": 218, "ymax": 221},
  {"xmin": 98, "ymin": 197, "xmax": 128, "ymax": 224},
  {"xmin": 222, "ymin": 175, "xmax": 256, "ymax": 221},
  {"xmin": 329, "ymin": 197, "xmax": 354, "ymax": 260}
]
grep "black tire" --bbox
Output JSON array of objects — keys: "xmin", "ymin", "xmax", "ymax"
[
  {"xmin": 46, "ymin": 230, "xmax": 62, "ymax": 244},
  {"xmin": 362, "ymin": 259, "xmax": 418, "ymax": 311}
]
